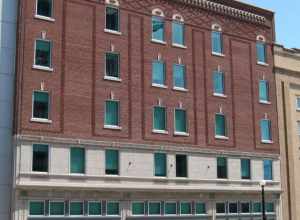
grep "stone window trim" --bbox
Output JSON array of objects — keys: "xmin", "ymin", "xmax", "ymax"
[{"xmin": 35, "ymin": 0, "xmax": 55, "ymax": 22}]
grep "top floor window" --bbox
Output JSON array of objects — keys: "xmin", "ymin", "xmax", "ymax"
[
  {"xmin": 152, "ymin": 9, "xmax": 165, "ymax": 42},
  {"xmin": 106, "ymin": 4, "xmax": 120, "ymax": 32},
  {"xmin": 211, "ymin": 24, "xmax": 223, "ymax": 55},
  {"xmin": 256, "ymin": 35, "xmax": 267, "ymax": 64},
  {"xmin": 36, "ymin": 0, "xmax": 53, "ymax": 18},
  {"xmin": 172, "ymin": 14, "xmax": 184, "ymax": 46}
]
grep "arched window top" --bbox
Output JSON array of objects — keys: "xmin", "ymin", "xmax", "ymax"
[
  {"xmin": 105, "ymin": 0, "xmax": 119, "ymax": 7},
  {"xmin": 257, "ymin": 35, "xmax": 266, "ymax": 42},
  {"xmin": 212, "ymin": 23, "xmax": 222, "ymax": 32},
  {"xmin": 152, "ymin": 8, "xmax": 165, "ymax": 17},
  {"xmin": 172, "ymin": 14, "xmax": 184, "ymax": 22}
]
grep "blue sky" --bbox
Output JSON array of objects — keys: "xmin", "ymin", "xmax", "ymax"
[{"xmin": 242, "ymin": 0, "xmax": 300, "ymax": 49}]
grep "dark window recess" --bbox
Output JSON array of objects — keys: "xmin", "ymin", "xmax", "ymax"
[
  {"xmin": 105, "ymin": 53, "xmax": 120, "ymax": 78},
  {"xmin": 32, "ymin": 144, "xmax": 49, "ymax": 172},
  {"xmin": 217, "ymin": 157, "xmax": 227, "ymax": 179},
  {"xmin": 105, "ymin": 150, "xmax": 119, "ymax": 175},
  {"xmin": 106, "ymin": 7, "xmax": 119, "ymax": 31},
  {"xmin": 33, "ymin": 91, "xmax": 49, "ymax": 119},
  {"xmin": 176, "ymin": 155, "xmax": 187, "ymax": 177},
  {"xmin": 35, "ymin": 40, "xmax": 51, "ymax": 67},
  {"xmin": 37, "ymin": 0, "xmax": 52, "ymax": 17}
]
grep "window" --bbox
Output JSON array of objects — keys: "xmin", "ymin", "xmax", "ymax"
[
  {"xmin": 264, "ymin": 159, "xmax": 273, "ymax": 180},
  {"xmin": 216, "ymin": 202, "xmax": 226, "ymax": 214},
  {"xmin": 172, "ymin": 21, "xmax": 184, "ymax": 45},
  {"xmin": 107, "ymin": 201, "xmax": 120, "ymax": 216},
  {"xmin": 152, "ymin": 16, "xmax": 164, "ymax": 42},
  {"xmin": 33, "ymin": 91, "xmax": 49, "ymax": 120},
  {"xmin": 35, "ymin": 40, "xmax": 52, "ymax": 68},
  {"xmin": 106, "ymin": 7, "xmax": 119, "ymax": 32},
  {"xmin": 105, "ymin": 149, "xmax": 119, "ymax": 175},
  {"xmin": 212, "ymin": 31, "xmax": 223, "ymax": 54},
  {"xmin": 70, "ymin": 202, "xmax": 84, "ymax": 216},
  {"xmin": 296, "ymin": 97, "xmax": 300, "ymax": 110},
  {"xmin": 241, "ymin": 159, "xmax": 251, "ymax": 180},
  {"xmin": 105, "ymin": 52, "xmax": 120, "ymax": 79},
  {"xmin": 180, "ymin": 202, "xmax": 192, "ymax": 215},
  {"xmin": 148, "ymin": 202, "xmax": 161, "ymax": 215},
  {"xmin": 228, "ymin": 202, "xmax": 238, "ymax": 214},
  {"xmin": 217, "ymin": 157, "xmax": 227, "ymax": 179},
  {"xmin": 29, "ymin": 201, "xmax": 45, "ymax": 216},
  {"xmin": 154, "ymin": 153, "xmax": 166, "ymax": 177},
  {"xmin": 49, "ymin": 201, "xmax": 65, "ymax": 216},
  {"xmin": 213, "ymin": 71, "xmax": 225, "ymax": 95},
  {"xmin": 175, "ymin": 109, "xmax": 187, "ymax": 134},
  {"xmin": 195, "ymin": 202, "xmax": 206, "ymax": 215},
  {"xmin": 36, "ymin": 0, "xmax": 52, "ymax": 18},
  {"xmin": 105, "ymin": 100, "xmax": 120, "ymax": 127},
  {"xmin": 259, "ymin": 80, "xmax": 269, "ymax": 103},
  {"xmin": 165, "ymin": 202, "xmax": 177, "ymax": 215},
  {"xmin": 32, "ymin": 144, "xmax": 48, "ymax": 172},
  {"xmin": 153, "ymin": 106, "xmax": 167, "ymax": 132},
  {"xmin": 297, "ymin": 121, "xmax": 300, "ymax": 136},
  {"xmin": 215, "ymin": 113, "xmax": 227, "ymax": 137},
  {"xmin": 240, "ymin": 202, "xmax": 250, "ymax": 214},
  {"xmin": 176, "ymin": 154, "xmax": 187, "ymax": 177},
  {"xmin": 70, "ymin": 148, "xmax": 85, "ymax": 174},
  {"xmin": 256, "ymin": 41, "xmax": 266, "ymax": 63},
  {"xmin": 252, "ymin": 202, "xmax": 261, "ymax": 213},
  {"xmin": 88, "ymin": 202, "xmax": 101, "ymax": 216},
  {"xmin": 132, "ymin": 202, "xmax": 145, "ymax": 216},
  {"xmin": 260, "ymin": 119, "xmax": 272, "ymax": 142},
  {"xmin": 173, "ymin": 64, "xmax": 186, "ymax": 89},
  {"xmin": 266, "ymin": 202, "xmax": 275, "ymax": 213},
  {"xmin": 152, "ymin": 60, "xmax": 166, "ymax": 86}
]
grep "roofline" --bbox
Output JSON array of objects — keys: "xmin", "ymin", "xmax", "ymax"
[{"xmin": 232, "ymin": 0, "xmax": 274, "ymax": 14}]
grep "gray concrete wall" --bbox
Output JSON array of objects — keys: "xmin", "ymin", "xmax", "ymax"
[{"xmin": 0, "ymin": 0, "xmax": 18, "ymax": 219}]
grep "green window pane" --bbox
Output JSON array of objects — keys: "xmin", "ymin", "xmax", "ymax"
[
  {"xmin": 173, "ymin": 64, "xmax": 185, "ymax": 88},
  {"xmin": 105, "ymin": 101, "xmax": 119, "ymax": 126},
  {"xmin": 149, "ymin": 202, "xmax": 161, "ymax": 215},
  {"xmin": 256, "ymin": 42, "xmax": 266, "ymax": 63},
  {"xmin": 33, "ymin": 91, "xmax": 49, "ymax": 119},
  {"xmin": 105, "ymin": 150, "xmax": 119, "ymax": 175},
  {"xmin": 261, "ymin": 119, "xmax": 271, "ymax": 141},
  {"xmin": 152, "ymin": 61, "xmax": 165, "ymax": 86},
  {"xmin": 152, "ymin": 17, "xmax": 164, "ymax": 41},
  {"xmin": 132, "ymin": 202, "xmax": 145, "ymax": 215},
  {"xmin": 49, "ymin": 201, "xmax": 64, "ymax": 216},
  {"xmin": 213, "ymin": 71, "xmax": 224, "ymax": 94},
  {"xmin": 70, "ymin": 148, "xmax": 85, "ymax": 174},
  {"xmin": 172, "ymin": 22, "xmax": 184, "ymax": 45},
  {"xmin": 37, "ymin": 0, "xmax": 52, "ymax": 17},
  {"xmin": 212, "ymin": 31, "xmax": 222, "ymax": 54},
  {"xmin": 88, "ymin": 202, "xmax": 101, "ymax": 216},
  {"xmin": 29, "ymin": 201, "xmax": 44, "ymax": 216},
  {"xmin": 32, "ymin": 144, "xmax": 48, "ymax": 172},
  {"xmin": 195, "ymin": 202, "xmax": 206, "ymax": 214},
  {"xmin": 70, "ymin": 202, "xmax": 83, "ymax": 216},
  {"xmin": 264, "ymin": 160, "xmax": 273, "ymax": 180},
  {"xmin": 106, "ymin": 7, "xmax": 119, "ymax": 31},
  {"xmin": 217, "ymin": 157, "xmax": 227, "ymax": 179},
  {"xmin": 107, "ymin": 202, "xmax": 120, "ymax": 216},
  {"xmin": 153, "ymin": 106, "xmax": 166, "ymax": 131},
  {"xmin": 266, "ymin": 202, "xmax": 275, "ymax": 213},
  {"xmin": 259, "ymin": 80, "xmax": 269, "ymax": 102},
  {"xmin": 215, "ymin": 114, "xmax": 226, "ymax": 136},
  {"xmin": 106, "ymin": 53, "xmax": 120, "ymax": 78},
  {"xmin": 180, "ymin": 202, "xmax": 191, "ymax": 215},
  {"xmin": 165, "ymin": 202, "xmax": 176, "ymax": 215},
  {"xmin": 175, "ymin": 109, "xmax": 187, "ymax": 133},
  {"xmin": 35, "ymin": 40, "xmax": 51, "ymax": 67},
  {"xmin": 252, "ymin": 202, "xmax": 261, "ymax": 213},
  {"xmin": 176, "ymin": 155, "xmax": 187, "ymax": 177},
  {"xmin": 216, "ymin": 203, "xmax": 226, "ymax": 214},
  {"xmin": 241, "ymin": 159, "xmax": 251, "ymax": 179},
  {"xmin": 154, "ymin": 153, "xmax": 166, "ymax": 177}
]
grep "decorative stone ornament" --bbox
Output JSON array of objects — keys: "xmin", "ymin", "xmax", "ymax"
[
  {"xmin": 152, "ymin": 8, "xmax": 164, "ymax": 17},
  {"xmin": 105, "ymin": 0, "xmax": 119, "ymax": 7},
  {"xmin": 41, "ymin": 31, "xmax": 47, "ymax": 40}
]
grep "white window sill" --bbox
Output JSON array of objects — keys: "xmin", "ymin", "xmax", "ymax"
[
  {"xmin": 259, "ymin": 100, "xmax": 271, "ymax": 105},
  {"xmin": 70, "ymin": 173, "xmax": 86, "ymax": 177},
  {"xmin": 215, "ymin": 135, "xmax": 229, "ymax": 140},
  {"xmin": 104, "ymin": 75, "xmax": 122, "ymax": 82},
  {"xmin": 104, "ymin": 29, "xmax": 122, "ymax": 35},
  {"xmin": 34, "ymin": 14, "xmax": 55, "ymax": 22},
  {"xmin": 174, "ymin": 132, "xmax": 189, "ymax": 136},
  {"xmin": 104, "ymin": 125, "xmax": 122, "ymax": 130},
  {"xmin": 32, "ymin": 65, "xmax": 53, "ymax": 72},
  {"xmin": 30, "ymin": 118, "xmax": 52, "ymax": 124},
  {"xmin": 151, "ymin": 39, "xmax": 167, "ymax": 45},
  {"xmin": 152, "ymin": 129, "xmax": 168, "ymax": 135},
  {"xmin": 261, "ymin": 140, "xmax": 273, "ymax": 144},
  {"xmin": 172, "ymin": 43, "xmax": 187, "ymax": 49},
  {"xmin": 212, "ymin": 52, "xmax": 225, "ymax": 57},
  {"xmin": 257, "ymin": 61, "xmax": 269, "ymax": 66},
  {"xmin": 30, "ymin": 171, "xmax": 49, "ymax": 175},
  {"xmin": 173, "ymin": 87, "xmax": 188, "ymax": 92},
  {"xmin": 213, "ymin": 93, "xmax": 227, "ymax": 98},
  {"xmin": 152, "ymin": 83, "xmax": 167, "ymax": 89}
]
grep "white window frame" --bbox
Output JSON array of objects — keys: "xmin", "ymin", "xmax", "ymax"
[
  {"xmin": 211, "ymin": 24, "xmax": 224, "ymax": 57},
  {"xmin": 33, "ymin": 39, "xmax": 54, "ymax": 72},
  {"xmin": 131, "ymin": 201, "xmax": 146, "ymax": 216},
  {"xmin": 153, "ymin": 152, "xmax": 167, "ymax": 177},
  {"xmin": 174, "ymin": 108, "xmax": 189, "ymax": 136},
  {"xmin": 252, "ymin": 201, "xmax": 262, "ymax": 215},
  {"xmin": 164, "ymin": 201, "xmax": 177, "ymax": 216},
  {"xmin": 104, "ymin": 3, "xmax": 121, "ymax": 35},
  {"xmin": 213, "ymin": 70, "xmax": 226, "ymax": 97},
  {"xmin": 104, "ymin": 52, "xmax": 121, "ymax": 81},
  {"xmin": 195, "ymin": 201, "xmax": 207, "ymax": 216},
  {"xmin": 259, "ymin": 79, "xmax": 271, "ymax": 104},
  {"xmin": 69, "ymin": 147, "xmax": 86, "ymax": 176},
  {"xmin": 152, "ymin": 60, "xmax": 167, "ymax": 88},
  {"xmin": 151, "ymin": 11, "xmax": 166, "ymax": 45},
  {"xmin": 104, "ymin": 148, "xmax": 120, "ymax": 176},
  {"xmin": 31, "ymin": 90, "xmax": 52, "ymax": 124},
  {"xmin": 152, "ymin": 105, "xmax": 168, "ymax": 134},
  {"xmin": 179, "ymin": 201, "xmax": 192, "ymax": 216},
  {"xmin": 265, "ymin": 201, "xmax": 276, "ymax": 214},
  {"xmin": 173, "ymin": 63, "xmax": 187, "ymax": 91},
  {"xmin": 87, "ymin": 201, "xmax": 102, "ymax": 217},
  {"xmin": 49, "ymin": 200, "xmax": 65, "ymax": 217},
  {"xmin": 240, "ymin": 201, "xmax": 251, "ymax": 215},
  {"xmin": 35, "ymin": 0, "xmax": 55, "ymax": 21},
  {"xmin": 215, "ymin": 202, "xmax": 226, "ymax": 215},
  {"xmin": 28, "ymin": 200, "xmax": 45, "ymax": 217},
  {"xmin": 260, "ymin": 119, "xmax": 273, "ymax": 143},
  {"xmin": 171, "ymin": 14, "xmax": 185, "ymax": 48},
  {"xmin": 256, "ymin": 35, "xmax": 268, "ymax": 66},
  {"xmin": 215, "ymin": 113, "xmax": 228, "ymax": 140},
  {"xmin": 228, "ymin": 201, "xmax": 238, "ymax": 215},
  {"xmin": 106, "ymin": 201, "xmax": 121, "ymax": 216},
  {"xmin": 296, "ymin": 96, "xmax": 300, "ymax": 111},
  {"xmin": 31, "ymin": 143, "xmax": 50, "ymax": 174},
  {"xmin": 104, "ymin": 99, "xmax": 122, "ymax": 130},
  {"xmin": 69, "ymin": 201, "xmax": 84, "ymax": 217},
  {"xmin": 148, "ymin": 201, "xmax": 161, "ymax": 216}
]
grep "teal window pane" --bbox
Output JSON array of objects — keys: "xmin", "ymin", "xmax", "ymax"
[
  {"xmin": 153, "ymin": 106, "xmax": 166, "ymax": 131},
  {"xmin": 32, "ymin": 144, "xmax": 48, "ymax": 172},
  {"xmin": 180, "ymin": 202, "xmax": 191, "ymax": 215},
  {"xmin": 105, "ymin": 101, "xmax": 119, "ymax": 126},
  {"xmin": 217, "ymin": 157, "xmax": 227, "ymax": 179},
  {"xmin": 132, "ymin": 202, "xmax": 145, "ymax": 215},
  {"xmin": 256, "ymin": 42, "xmax": 266, "ymax": 63},
  {"xmin": 195, "ymin": 203, "xmax": 206, "ymax": 214},
  {"xmin": 152, "ymin": 17, "xmax": 164, "ymax": 41},
  {"xmin": 212, "ymin": 31, "xmax": 222, "ymax": 54},
  {"xmin": 70, "ymin": 202, "xmax": 84, "ymax": 216},
  {"xmin": 228, "ymin": 203, "xmax": 238, "ymax": 214},
  {"xmin": 105, "ymin": 150, "xmax": 119, "ymax": 175},
  {"xmin": 266, "ymin": 202, "xmax": 275, "ymax": 213},
  {"xmin": 49, "ymin": 201, "xmax": 64, "ymax": 216},
  {"xmin": 172, "ymin": 22, "xmax": 184, "ymax": 45},
  {"xmin": 264, "ymin": 160, "xmax": 273, "ymax": 180},
  {"xmin": 175, "ymin": 109, "xmax": 187, "ymax": 133},
  {"xmin": 29, "ymin": 201, "xmax": 45, "ymax": 216},
  {"xmin": 213, "ymin": 71, "xmax": 224, "ymax": 94},
  {"xmin": 176, "ymin": 155, "xmax": 187, "ymax": 177},
  {"xmin": 152, "ymin": 61, "xmax": 165, "ymax": 85},
  {"xmin": 241, "ymin": 202, "xmax": 250, "ymax": 213},
  {"xmin": 107, "ymin": 202, "xmax": 120, "ymax": 216},
  {"xmin": 252, "ymin": 202, "xmax": 261, "ymax": 213},
  {"xmin": 154, "ymin": 153, "xmax": 166, "ymax": 177},
  {"xmin": 173, "ymin": 64, "xmax": 186, "ymax": 88},
  {"xmin": 106, "ymin": 7, "xmax": 119, "ymax": 31},
  {"xmin": 216, "ymin": 203, "xmax": 226, "ymax": 214},
  {"xmin": 37, "ymin": 0, "xmax": 52, "ymax": 17},
  {"xmin": 297, "ymin": 97, "xmax": 300, "ymax": 109},
  {"xmin": 215, "ymin": 114, "xmax": 226, "ymax": 137},
  {"xmin": 88, "ymin": 202, "xmax": 101, "ymax": 216},
  {"xmin": 149, "ymin": 202, "xmax": 161, "ymax": 215},
  {"xmin": 106, "ymin": 53, "xmax": 120, "ymax": 78},
  {"xmin": 35, "ymin": 40, "xmax": 51, "ymax": 67},
  {"xmin": 33, "ymin": 91, "xmax": 49, "ymax": 119},
  {"xmin": 241, "ymin": 159, "xmax": 251, "ymax": 179},
  {"xmin": 259, "ymin": 80, "xmax": 269, "ymax": 102},
  {"xmin": 260, "ymin": 119, "xmax": 271, "ymax": 141},
  {"xmin": 165, "ymin": 202, "xmax": 176, "ymax": 215},
  {"xmin": 70, "ymin": 148, "xmax": 85, "ymax": 174}
]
